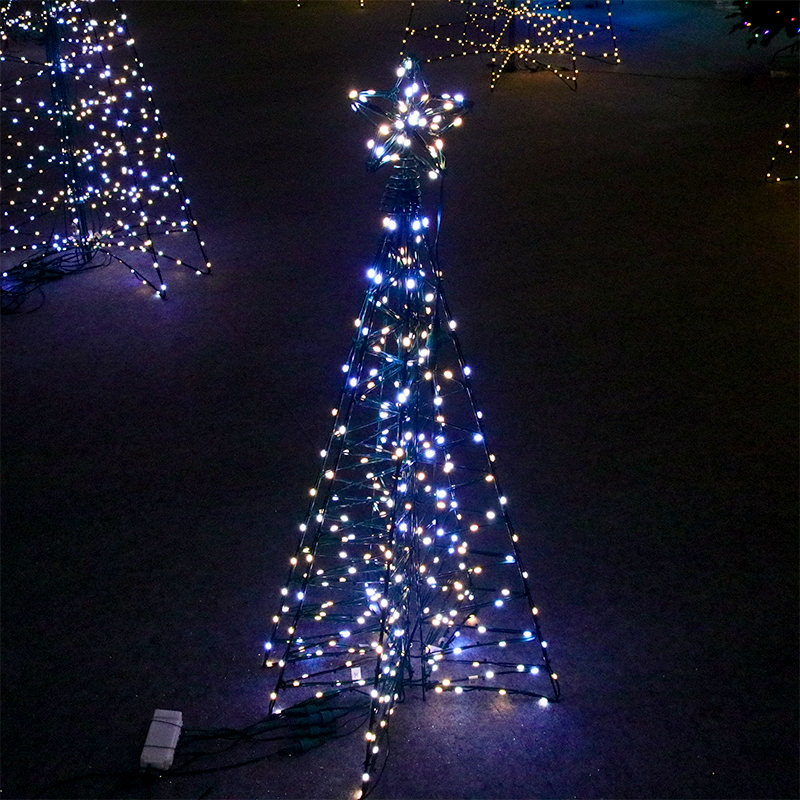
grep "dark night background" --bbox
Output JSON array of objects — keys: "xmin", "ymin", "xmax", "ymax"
[{"xmin": 1, "ymin": 1, "xmax": 798, "ymax": 798}]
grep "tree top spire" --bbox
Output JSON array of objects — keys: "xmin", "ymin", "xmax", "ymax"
[{"xmin": 349, "ymin": 56, "xmax": 472, "ymax": 179}]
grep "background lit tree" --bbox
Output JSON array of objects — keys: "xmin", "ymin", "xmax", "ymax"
[{"xmin": 1, "ymin": 0, "xmax": 210, "ymax": 312}]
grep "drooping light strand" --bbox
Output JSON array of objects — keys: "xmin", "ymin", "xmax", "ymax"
[
  {"xmin": 0, "ymin": 0, "xmax": 211, "ymax": 312},
  {"xmin": 264, "ymin": 58, "xmax": 559, "ymax": 797}
]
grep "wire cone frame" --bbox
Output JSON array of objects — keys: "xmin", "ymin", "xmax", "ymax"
[
  {"xmin": 264, "ymin": 58, "xmax": 559, "ymax": 794},
  {"xmin": 1, "ymin": 0, "xmax": 210, "ymax": 311}
]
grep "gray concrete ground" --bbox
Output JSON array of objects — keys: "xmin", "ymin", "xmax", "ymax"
[{"xmin": 2, "ymin": 1, "xmax": 798, "ymax": 798}]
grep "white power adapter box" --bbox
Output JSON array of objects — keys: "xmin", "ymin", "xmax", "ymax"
[{"xmin": 140, "ymin": 709, "xmax": 183, "ymax": 770}]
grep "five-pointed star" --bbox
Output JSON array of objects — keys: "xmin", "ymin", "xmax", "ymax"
[{"xmin": 350, "ymin": 56, "xmax": 472, "ymax": 176}]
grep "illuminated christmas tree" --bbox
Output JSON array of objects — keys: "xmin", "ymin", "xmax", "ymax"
[
  {"xmin": 264, "ymin": 58, "xmax": 559, "ymax": 796},
  {"xmin": 403, "ymin": 0, "xmax": 619, "ymax": 91},
  {"xmin": 1, "ymin": 0, "xmax": 210, "ymax": 312}
]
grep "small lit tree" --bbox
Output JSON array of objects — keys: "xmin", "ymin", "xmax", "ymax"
[{"xmin": 264, "ymin": 57, "xmax": 559, "ymax": 797}]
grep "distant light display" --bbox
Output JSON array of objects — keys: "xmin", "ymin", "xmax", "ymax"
[
  {"xmin": 403, "ymin": 0, "xmax": 620, "ymax": 91},
  {"xmin": 264, "ymin": 58, "xmax": 560, "ymax": 797},
  {"xmin": 297, "ymin": 0, "xmax": 365, "ymax": 6},
  {"xmin": 1, "ymin": 0, "xmax": 210, "ymax": 310}
]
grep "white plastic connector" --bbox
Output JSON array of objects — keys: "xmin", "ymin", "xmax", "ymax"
[{"xmin": 140, "ymin": 709, "xmax": 183, "ymax": 770}]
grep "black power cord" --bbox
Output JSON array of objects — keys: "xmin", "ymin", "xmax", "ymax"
[
  {"xmin": 31, "ymin": 689, "xmax": 372, "ymax": 799},
  {"xmin": 1, "ymin": 247, "xmax": 109, "ymax": 315}
]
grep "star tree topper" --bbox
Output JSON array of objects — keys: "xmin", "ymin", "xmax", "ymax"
[{"xmin": 349, "ymin": 56, "xmax": 473, "ymax": 178}]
